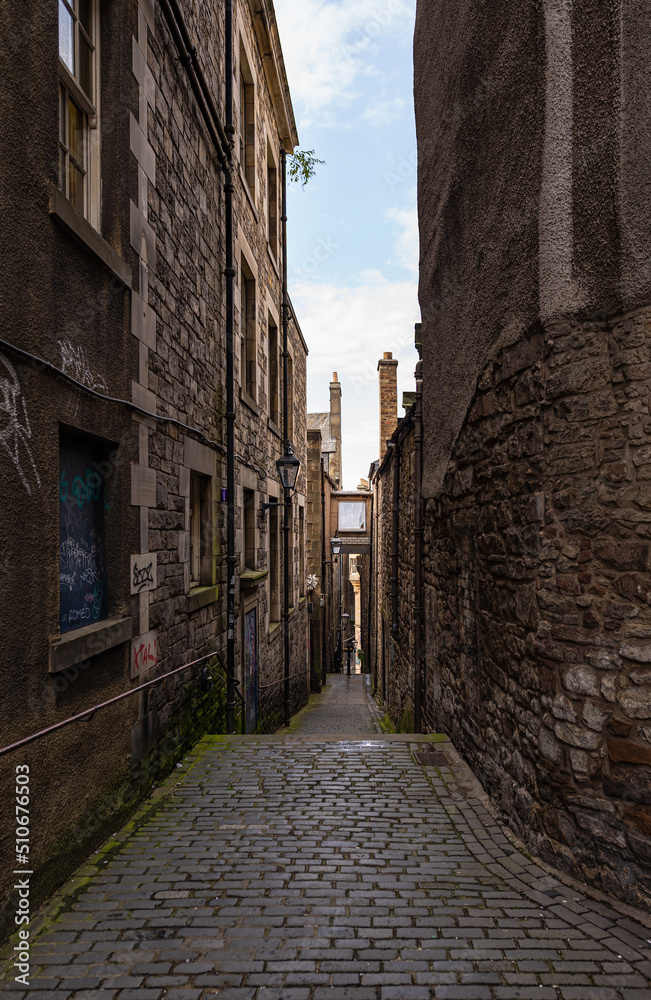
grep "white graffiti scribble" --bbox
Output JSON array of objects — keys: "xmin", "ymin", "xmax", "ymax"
[
  {"xmin": 0, "ymin": 353, "xmax": 41, "ymax": 495},
  {"xmin": 59, "ymin": 536, "xmax": 101, "ymax": 585},
  {"xmin": 58, "ymin": 339, "xmax": 108, "ymax": 393}
]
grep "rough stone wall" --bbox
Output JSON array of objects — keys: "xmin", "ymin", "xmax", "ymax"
[
  {"xmin": 372, "ymin": 421, "xmax": 416, "ymax": 728},
  {"xmin": 424, "ymin": 311, "xmax": 651, "ymax": 909}
]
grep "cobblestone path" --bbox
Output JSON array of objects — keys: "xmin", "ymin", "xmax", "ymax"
[
  {"xmin": 289, "ymin": 674, "xmax": 380, "ymax": 736},
  {"xmin": 3, "ymin": 676, "xmax": 651, "ymax": 999}
]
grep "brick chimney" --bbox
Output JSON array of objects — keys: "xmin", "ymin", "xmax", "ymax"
[
  {"xmin": 378, "ymin": 352, "xmax": 398, "ymax": 457},
  {"xmin": 329, "ymin": 372, "xmax": 342, "ymax": 487}
]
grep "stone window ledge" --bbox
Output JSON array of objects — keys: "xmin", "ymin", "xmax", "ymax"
[
  {"xmin": 268, "ymin": 621, "xmax": 281, "ymax": 642},
  {"xmin": 49, "ymin": 616, "xmax": 133, "ymax": 673},
  {"xmin": 267, "ymin": 243, "xmax": 280, "ymax": 278},
  {"xmin": 240, "ymin": 569, "xmax": 269, "ymax": 589},
  {"xmin": 48, "ymin": 181, "xmax": 132, "ymax": 288},
  {"xmin": 239, "ymin": 166, "xmax": 259, "ymax": 222},
  {"xmin": 268, "ymin": 417, "xmax": 282, "ymax": 439},
  {"xmin": 240, "ymin": 388, "xmax": 261, "ymax": 417},
  {"xmin": 187, "ymin": 585, "xmax": 218, "ymax": 613}
]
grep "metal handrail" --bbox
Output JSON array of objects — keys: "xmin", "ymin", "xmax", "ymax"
[{"xmin": 0, "ymin": 652, "xmax": 243, "ymax": 758}]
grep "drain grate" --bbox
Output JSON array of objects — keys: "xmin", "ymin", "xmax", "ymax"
[{"xmin": 416, "ymin": 750, "xmax": 450, "ymax": 767}]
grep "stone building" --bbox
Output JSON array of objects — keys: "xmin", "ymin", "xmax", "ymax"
[
  {"xmin": 306, "ymin": 426, "xmax": 338, "ymax": 684},
  {"xmin": 398, "ymin": 0, "xmax": 651, "ymax": 907},
  {"xmin": 0, "ymin": 0, "xmax": 307, "ymax": 939},
  {"xmin": 307, "ymin": 372, "xmax": 343, "ymax": 488}
]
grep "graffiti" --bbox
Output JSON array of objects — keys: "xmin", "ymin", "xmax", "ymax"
[
  {"xmin": 0, "ymin": 353, "xmax": 41, "ymax": 495},
  {"xmin": 59, "ymin": 537, "xmax": 101, "ymax": 586},
  {"xmin": 133, "ymin": 561, "xmax": 154, "ymax": 592},
  {"xmin": 59, "ymin": 467, "xmax": 102, "ymax": 508},
  {"xmin": 131, "ymin": 630, "xmax": 158, "ymax": 679},
  {"xmin": 58, "ymin": 339, "xmax": 108, "ymax": 393},
  {"xmin": 130, "ymin": 553, "xmax": 157, "ymax": 594}
]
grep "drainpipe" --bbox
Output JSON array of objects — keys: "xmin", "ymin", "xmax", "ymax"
[
  {"xmin": 414, "ymin": 360, "xmax": 424, "ymax": 734},
  {"xmin": 320, "ymin": 458, "xmax": 327, "ymax": 688},
  {"xmin": 281, "ymin": 149, "xmax": 291, "ymax": 728},
  {"xmin": 391, "ymin": 441, "xmax": 400, "ymax": 638},
  {"xmin": 224, "ymin": 0, "xmax": 237, "ymax": 734}
]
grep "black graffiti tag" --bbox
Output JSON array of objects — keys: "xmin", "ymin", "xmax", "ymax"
[{"xmin": 132, "ymin": 559, "xmax": 155, "ymax": 593}]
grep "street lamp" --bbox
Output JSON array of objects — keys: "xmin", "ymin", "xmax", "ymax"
[
  {"xmin": 330, "ymin": 531, "xmax": 341, "ymax": 556},
  {"xmin": 276, "ymin": 442, "xmax": 301, "ymax": 492},
  {"xmin": 263, "ymin": 440, "xmax": 301, "ymax": 727}
]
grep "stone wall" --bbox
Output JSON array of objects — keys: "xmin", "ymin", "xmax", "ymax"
[
  {"xmin": 424, "ymin": 310, "xmax": 651, "ymax": 909},
  {"xmin": 0, "ymin": 0, "xmax": 307, "ymax": 942},
  {"xmin": 373, "ymin": 419, "xmax": 417, "ymax": 730}
]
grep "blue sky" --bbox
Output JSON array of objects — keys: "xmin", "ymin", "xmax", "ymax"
[{"xmin": 274, "ymin": 0, "xmax": 421, "ymax": 489}]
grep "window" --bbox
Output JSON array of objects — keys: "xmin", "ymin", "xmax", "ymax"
[
  {"xmin": 190, "ymin": 473, "xmax": 211, "ymax": 588},
  {"xmin": 287, "ymin": 354, "xmax": 294, "ymax": 442},
  {"xmin": 269, "ymin": 499, "xmax": 280, "ymax": 622},
  {"xmin": 58, "ymin": 0, "xmax": 98, "ymax": 221},
  {"xmin": 59, "ymin": 431, "xmax": 109, "ymax": 633},
  {"xmin": 240, "ymin": 259, "xmax": 257, "ymax": 400},
  {"xmin": 266, "ymin": 142, "xmax": 278, "ymax": 257},
  {"xmin": 239, "ymin": 46, "xmax": 255, "ymax": 192},
  {"xmin": 338, "ymin": 502, "xmax": 366, "ymax": 532},
  {"xmin": 243, "ymin": 488, "xmax": 256, "ymax": 570},
  {"xmin": 299, "ymin": 505, "xmax": 305, "ymax": 598},
  {"xmin": 268, "ymin": 316, "xmax": 279, "ymax": 426}
]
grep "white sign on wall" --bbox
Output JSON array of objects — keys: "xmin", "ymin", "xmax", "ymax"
[
  {"xmin": 131, "ymin": 629, "xmax": 158, "ymax": 679},
  {"xmin": 130, "ymin": 552, "xmax": 157, "ymax": 594}
]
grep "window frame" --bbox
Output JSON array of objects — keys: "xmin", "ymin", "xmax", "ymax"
[
  {"xmin": 268, "ymin": 314, "xmax": 279, "ymax": 426},
  {"xmin": 58, "ymin": 0, "xmax": 100, "ymax": 228},
  {"xmin": 240, "ymin": 256, "xmax": 257, "ymax": 401},
  {"xmin": 239, "ymin": 43, "xmax": 255, "ymax": 194},
  {"xmin": 268, "ymin": 498, "xmax": 281, "ymax": 623},
  {"xmin": 59, "ymin": 429, "xmax": 110, "ymax": 634},
  {"xmin": 266, "ymin": 140, "xmax": 278, "ymax": 259},
  {"xmin": 189, "ymin": 472, "xmax": 212, "ymax": 589},
  {"xmin": 243, "ymin": 488, "xmax": 256, "ymax": 571}
]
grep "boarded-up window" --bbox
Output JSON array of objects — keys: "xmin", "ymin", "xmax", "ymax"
[{"xmin": 59, "ymin": 431, "xmax": 109, "ymax": 633}]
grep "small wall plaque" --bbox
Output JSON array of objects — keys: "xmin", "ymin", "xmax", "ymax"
[
  {"xmin": 131, "ymin": 629, "xmax": 158, "ymax": 679},
  {"xmin": 130, "ymin": 552, "xmax": 157, "ymax": 594}
]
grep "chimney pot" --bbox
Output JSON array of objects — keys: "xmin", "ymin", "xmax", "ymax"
[{"xmin": 377, "ymin": 351, "xmax": 399, "ymax": 458}]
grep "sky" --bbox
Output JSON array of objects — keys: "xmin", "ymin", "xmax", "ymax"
[{"xmin": 274, "ymin": 0, "xmax": 421, "ymax": 490}]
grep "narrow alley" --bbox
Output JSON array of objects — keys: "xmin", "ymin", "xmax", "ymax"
[{"xmin": 4, "ymin": 676, "xmax": 651, "ymax": 1000}]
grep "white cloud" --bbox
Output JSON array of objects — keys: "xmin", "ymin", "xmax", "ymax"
[
  {"xmin": 294, "ymin": 269, "xmax": 420, "ymax": 487},
  {"xmin": 362, "ymin": 97, "xmax": 406, "ymax": 127},
  {"xmin": 274, "ymin": 0, "xmax": 414, "ymax": 126},
  {"xmin": 385, "ymin": 200, "xmax": 419, "ymax": 276}
]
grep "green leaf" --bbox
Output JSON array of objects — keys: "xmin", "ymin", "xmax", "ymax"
[{"xmin": 288, "ymin": 149, "xmax": 325, "ymax": 188}]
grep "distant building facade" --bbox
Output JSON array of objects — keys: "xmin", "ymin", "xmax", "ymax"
[{"xmin": 0, "ymin": 0, "xmax": 308, "ymax": 940}]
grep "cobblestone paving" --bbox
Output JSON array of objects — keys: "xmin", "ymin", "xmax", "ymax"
[
  {"xmin": 3, "ymin": 676, "xmax": 651, "ymax": 999},
  {"xmin": 289, "ymin": 675, "xmax": 380, "ymax": 736}
]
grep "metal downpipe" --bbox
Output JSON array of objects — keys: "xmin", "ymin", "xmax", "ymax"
[
  {"xmin": 413, "ymin": 361, "xmax": 424, "ymax": 733},
  {"xmin": 224, "ymin": 0, "xmax": 237, "ymax": 734},
  {"xmin": 281, "ymin": 149, "xmax": 291, "ymax": 729}
]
